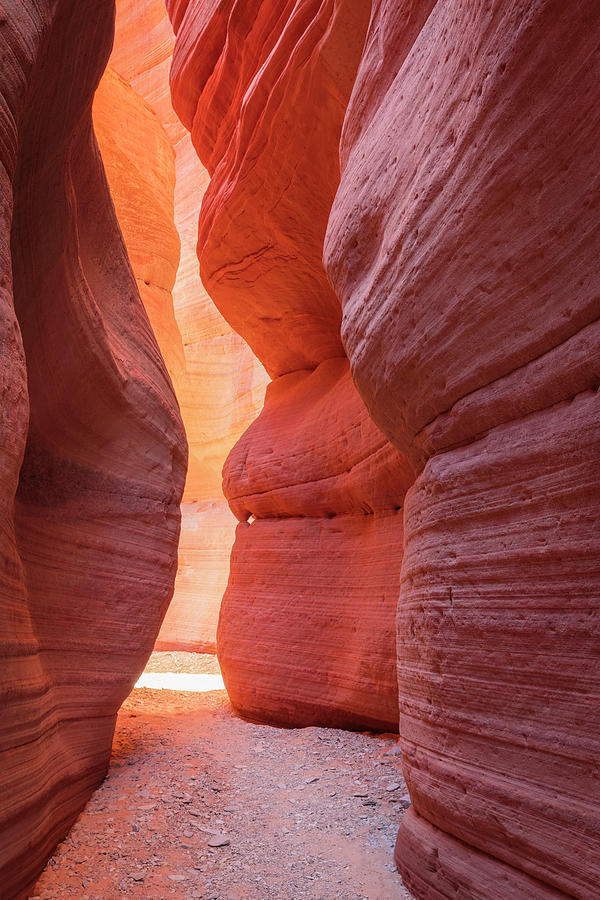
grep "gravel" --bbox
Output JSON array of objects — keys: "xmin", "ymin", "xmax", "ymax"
[{"xmin": 32, "ymin": 653, "xmax": 415, "ymax": 900}]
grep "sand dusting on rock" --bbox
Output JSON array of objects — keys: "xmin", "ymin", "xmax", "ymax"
[{"xmin": 32, "ymin": 653, "xmax": 414, "ymax": 900}]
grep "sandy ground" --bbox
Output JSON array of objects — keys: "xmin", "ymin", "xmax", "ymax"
[{"xmin": 32, "ymin": 653, "xmax": 414, "ymax": 900}]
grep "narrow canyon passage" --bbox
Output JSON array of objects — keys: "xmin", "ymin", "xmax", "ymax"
[
  {"xmin": 32, "ymin": 653, "xmax": 414, "ymax": 900},
  {"xmin": 2, "ymin": 2, "xmax": 598, "ymax": 898}
]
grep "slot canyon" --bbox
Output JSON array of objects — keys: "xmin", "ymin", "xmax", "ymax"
[{"xmin": 0, "ymin": 0, "xmax": 598, "ymax": 898}]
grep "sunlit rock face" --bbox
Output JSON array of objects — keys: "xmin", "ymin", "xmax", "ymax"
[
  {"xmin": 167, "ymin": 0, "xmax": 412, "ymax": 729},
  {"xmin": 0, "ymin": 2, "xmax": 186, "ymax": 896},
  {"xmin": 93, "ymin": 67, "xmax": 185, "ymax": 391},
  {"xmin": 109, "ymin": 0, "xmax": 267, "ymax": 653},
  {"xmin": 325, "ymin": 0, "xmax": 600, "ymax": 896}
]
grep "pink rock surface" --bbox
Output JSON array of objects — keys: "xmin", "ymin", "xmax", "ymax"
[
  {"xmin": 0, "ymin": 3, "xmax": 186, "ymax": 896},
  {"xmin": 169, "ymin": 0, "xmax": 372, "ymax": 377},
  {"xmin": 1, "ymin": 0, "xmax": 595, "ymax": 896},
  {"xmin": 110, "ymin": 0, "xmax": 267, "ymax": 652},
  {"xmin": 224, "ymin": 360, "xmax": 414, "ymax": 523},
  {"xmin": 326, "ymin": 0, "xmax": 600, "ymax": 470},
  {"xmin": 326, "ymin": 0, "xmax": 600, "ymax": 895},
  {"xmin": 168, "ymin": 0, "xmax": 410, "ymax": 727},
  {"xmin": 220, "ymin": 511, "xmax": 403, "ymax": 732},
  {"xmin": 395, "ymin": 394, "xmax": 600, "ymax": 899},
  {"xmin": 396, "ymin": 808, "xmax": 565, "ymax": 900},
  {"xmin": 220, "ymin": 360, "xmax": 413, "ymax": 729}
]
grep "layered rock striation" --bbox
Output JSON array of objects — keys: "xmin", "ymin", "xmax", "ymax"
[
  {"xmin": 109, "ymin": 0, "xmax": 267, "ymax": 653},
  {"xmin": 0, "ymin": 3, "xmax": 186, "ymax": 896},
  {"xmin": 325, "ymin": 0, "xmax": 600, "ymax": 896},
  {"xmin": 93, "ymin": 66, "xmax": 185, "ymax": 391},
  {"xmin": 169, "ymin": 0, "xmax": 599, "ymax": 894},
  {"xmin": 168, "ymin": 0, "xmax": 412, "ymax": 730},
  {"xmin": 222, "ymin": 359, "xmax": 414, "ymax": 729}
]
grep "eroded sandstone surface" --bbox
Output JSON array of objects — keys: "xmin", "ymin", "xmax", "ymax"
[
  {"xmin": 325, "ymin": 1, "xmax": 600, "ymax": 897},
  {"xmin": 0, "ymin": 3, "xmax": 185, "ymax": 896},
  {"xmin": 2, "ymin": 1, "xmax": 598, "ymax": 898},
  {"xmin": 169, "ymin": 0, "xmax": 599, "ymax": 896},
  {"xmin": 222, "ymin": 359, "xmax": 414, "ymax": 730},
  {"xmin": 109, "ymin": 0, "xmax": 268, "ymax": 654},
  {"xmin": 167, "ymin": 0, "xmax": 413, "ymax": 730}
]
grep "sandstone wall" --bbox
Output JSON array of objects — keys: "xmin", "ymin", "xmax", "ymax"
[
  {"xmin": 0, "ymin": 2, "xmax": 186, "ymax": 896},
  {"xmin": 222, "ymin": 359, "xmax": 413, "ymax": 729},
  {"xmin": 168, "ymin": 0, "xmax": 599, "ymax": 894},
  {"xmin": 325, "ymin": 0, "xmax": 600, "ymax": 896},
  {"xmin": 109, "ymin": 0, "xmax": 267, "ymax": 653},
  {"xmin": 93, "ymin": 67, "xmax": 185, "ymax": 391},
  {"xmin": 167, "ymin": 0, "xmax": 412, "ymax": 729}
]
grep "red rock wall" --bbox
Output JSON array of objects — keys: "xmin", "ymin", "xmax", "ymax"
[
  {"xmin": 222, "ymin": 359, "xmax": 413, "ymax": 729},
  {"xmin": 174, "ymin": 0, "xmax": 364, "ymax": 376},
  {"xmin": 167, "ymin": 0, "xmax": 413, "ymax": 729},
  {"xmin": 325, "ymin": 0, "xmax": 600, "ymax": 896},
  {"xmin": 109, "ymin": 0, "xmax": 268, "ymax": 652},
  {"xmin": 0, "ymin": 3, "xmax": 186, "ymax": 896}
]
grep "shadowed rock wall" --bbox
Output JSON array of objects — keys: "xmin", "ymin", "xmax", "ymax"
[
  {"xmin": 0, "ymin": 3, "xmax": 186, "ymax": 896},
  {"xmin": 167, "ymin": 0, "xmax": 412, "ymax": 730},
  {"xmin": 325, "ymin": 0, "xmax": 600, "ymax": 897}
]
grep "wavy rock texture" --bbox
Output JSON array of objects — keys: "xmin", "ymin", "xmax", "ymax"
[
  {"xmin": 0, "ymin": 3, "xmax": 186, "ymax": 896},
  {"xmin": 109, "ymin": 0, "xmax": 267, "ymax": 652},
  {"xmin": 170, "ymin": 0, "xmax": 369, "ymax": 376},
  {"xmin": 395, "ymin": 394, "xmax": 599, "ymax": 900},
  {"xmin": 325, "ymin": 0, "xmax": 600, "ymax": 896},
  {"xmin": 93, "ymin": 67, "xmax": 185, "ymax": 389},
  {"xmin": 222, "ymin": 359, "xmax": 414, "ymax": 729},
  {"xmin": 168, "ymin": 0, "xmax": 413, "ymax": 728}
]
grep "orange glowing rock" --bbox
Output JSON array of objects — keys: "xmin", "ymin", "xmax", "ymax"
[
  {"xmin": 93, "ymin": 67, "xmax": 185, "ymax": 390},
  {"xmin": 109, "ymin": 0, "xmax": 268, "ymax": 652}
]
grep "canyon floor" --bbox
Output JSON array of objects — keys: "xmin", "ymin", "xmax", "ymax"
[{"xmin": 32, "ymin": 653, "xmax": 414, "ymax": 900}]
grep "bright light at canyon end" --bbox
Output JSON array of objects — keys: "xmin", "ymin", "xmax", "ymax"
[{"xmin": 134, "ymin": 672, "xmax": 225, "ymax": 693}]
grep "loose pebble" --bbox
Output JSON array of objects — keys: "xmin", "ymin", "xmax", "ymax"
[{"xmin": 208, "ymin": 834, "xmax": 230, "ymax": 848}]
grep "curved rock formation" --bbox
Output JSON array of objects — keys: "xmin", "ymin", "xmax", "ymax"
[
  {"xmin": 325, "ymin": 0, "xmax": 600, "ymax": 896},
  {"xmin": 221, "ymin": 359, "xmax": 413, "ymax": 729},
  {"xmin": 168, "ymin": 0, "xmax": 412, "ymax": 728},
  {"xmin": 93, "ymin": 66, "xmax": 185, "ymax": 389},
  {"xmin": 109, "ymin": 0, "xmax": 267, "ymax": 652},
  {"xmin": 2, "ymin": 0, "xmax": 595, "ymax": 896},
  {"xmin": 173, "ymin": 0, "xmax": 369, "ymax": 376},
  {"xmin": 394, "ymin": 394, "xmax": 599, "ymax": 899},
  {"xmin": 0, "ymin": 3, "xmax": 186, "ymax": 896}
]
